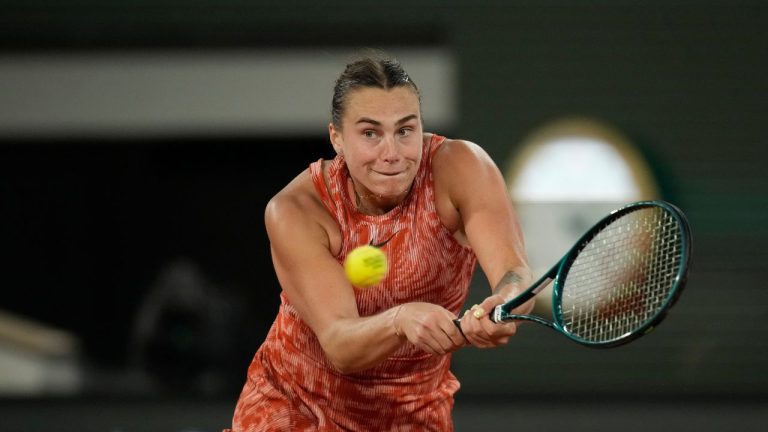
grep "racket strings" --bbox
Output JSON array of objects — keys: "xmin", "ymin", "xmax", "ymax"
[{"xmin": 560, "ymin": 207, "xmax": 683, "ymax": 343}]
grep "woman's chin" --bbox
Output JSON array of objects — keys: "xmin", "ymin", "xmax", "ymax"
[{"xmin": 377, "ymin": 184, "xmax": 413, "ymax": 201}]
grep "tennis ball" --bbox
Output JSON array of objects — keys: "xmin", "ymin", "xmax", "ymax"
[{"xmin": 344, "ymin": 245, "xmax": 388, "ymax": 288}]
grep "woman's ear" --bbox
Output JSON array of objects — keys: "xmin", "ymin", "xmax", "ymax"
[{"xmin": 329, "ymin": 122, "xmax": 343, "ymax": 156}]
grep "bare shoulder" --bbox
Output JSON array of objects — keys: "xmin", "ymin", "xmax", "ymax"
[
  {"xmin": 433, "ymin": 138, "xmax": 494, "ymax": 171},
  {"xmin": 431, "ymin": 138, "xmax": 487, "ymax": 235},
  {"xmin": 265, "ymin": 165, "xmax": 339, "ymax": 252},
  {"xmin": 433, "ymin": 137, "xmax": 499, "ymax": 196},
  {"xmin": 432, "ymin": 137, "xmax": 507, "ymax": 234}
]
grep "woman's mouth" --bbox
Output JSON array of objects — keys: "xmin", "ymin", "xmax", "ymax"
[{"xmin": 372, "ymin": 169, "xmax": 403, "ymax": 177}]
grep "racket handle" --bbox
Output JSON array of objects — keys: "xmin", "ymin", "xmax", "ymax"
[
  {"xmin": 452, "ymin": 318, "xmax": 469, "ymax": 343},
  {"xmin": 453, "ymin": 306, "xmax": 507, "ymax": 328},
  {"xmin": 490, "ymin": 305, "xmax": 504, "ymax": 323}
]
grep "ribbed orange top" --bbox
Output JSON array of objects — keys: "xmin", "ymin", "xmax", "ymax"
[{"xmin": 230, "ymin": 134, "xmax": 477, "ymax": 431}]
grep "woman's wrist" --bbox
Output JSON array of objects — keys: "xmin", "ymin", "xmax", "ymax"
[{"xmin": 392, "ymin": 305, "xmax": 405, "ymax": 338}]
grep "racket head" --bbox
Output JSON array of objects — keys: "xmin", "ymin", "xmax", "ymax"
[{"xmin": 550, "ymin": 200, "xmax": 691, "ymax": 348}]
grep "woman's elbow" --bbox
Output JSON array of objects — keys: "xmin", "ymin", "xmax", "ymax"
[
  {"xmin": 317, "ymin": 335, "xmax": 358, "ymax": 374},
  {"xmin": 325, "ymin": 351, "xmax": 362, "ymax": 375}
]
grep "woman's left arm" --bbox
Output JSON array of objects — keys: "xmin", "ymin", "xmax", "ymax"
[{"xmin": 433, "ymin": 139, "xmax": 534, "ymax": 348}]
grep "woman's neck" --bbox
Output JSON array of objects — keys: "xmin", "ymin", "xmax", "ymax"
[{"xmin": 348, "ymin": 178, "xmax": 406, "ymax": 215}]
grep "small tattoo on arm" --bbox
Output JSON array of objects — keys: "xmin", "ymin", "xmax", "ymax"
[{"xmin": 493, "ymin": 271, "xmax": 523, "ymax": 294}]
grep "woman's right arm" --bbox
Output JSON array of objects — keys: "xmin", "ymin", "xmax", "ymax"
[{"xmin": 265, "ymin": 177, "xmax": 464, "ymax": 373}]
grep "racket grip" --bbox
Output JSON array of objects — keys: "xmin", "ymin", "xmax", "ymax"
[
  {"xmin": 489, "ymin": 305, "xmax": 504, "ymax": 323},
  {"xmin": 452, "ymin": 318, "xmax": 470, "ymax": 343},
  {"xmin": 455, "ymin": 306, "xmax": 507, "ymax": 326}
]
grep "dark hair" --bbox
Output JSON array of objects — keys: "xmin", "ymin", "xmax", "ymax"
[{"xmin": 331, "ymin": 54, "xmax": 421, "ymax": 127}]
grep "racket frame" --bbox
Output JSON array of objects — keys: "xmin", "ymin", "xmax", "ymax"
[{"xmin": 491, "ymin": 200, "xmax": 692, "ymax": 348}]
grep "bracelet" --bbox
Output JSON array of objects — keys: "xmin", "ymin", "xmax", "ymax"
[{"xmin": 392, "ymin": 305, "xmax": 404, "ymax": 337}]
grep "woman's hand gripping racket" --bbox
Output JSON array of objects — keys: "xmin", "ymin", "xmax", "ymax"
[{"xmin": 456, "ymin": 200, "xmax": 691, "ymax": 348}]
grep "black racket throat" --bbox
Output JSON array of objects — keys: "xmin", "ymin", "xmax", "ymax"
[{"xmin": 492, "ymin": 270, "xmax": 556, "ymax": 322}]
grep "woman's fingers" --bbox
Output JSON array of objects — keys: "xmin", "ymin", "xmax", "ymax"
[{"xmin": 460, "ymin": 303, "xmax": 517, "ymax": 348}]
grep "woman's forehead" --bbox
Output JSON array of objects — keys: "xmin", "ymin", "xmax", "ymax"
[{"xmin": 343, "ymin": 87, "xmax": 421, "ymax": 123}]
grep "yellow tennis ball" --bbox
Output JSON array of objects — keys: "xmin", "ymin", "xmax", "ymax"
[{"xmin": 344, "ymin": 245, "xmax": 388, "ymax": 288}]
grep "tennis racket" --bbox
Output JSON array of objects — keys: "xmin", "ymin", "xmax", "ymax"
[{"xmin": 456, "ymin": 200, "xmax": 691, "ymax": 348}]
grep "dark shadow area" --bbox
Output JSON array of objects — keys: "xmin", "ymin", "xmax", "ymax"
[
  {"xmin": 1, "ymin": 394, "xmax": 766, "ymax": 432},
  {"xmin": 0, "ymin": 135, "xmax": 334, "ymax": 397}
]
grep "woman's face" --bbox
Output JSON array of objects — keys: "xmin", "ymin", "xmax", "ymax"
[{"xmin": 329, "ymin": 86, "xmax": 423, "ymax": 212}]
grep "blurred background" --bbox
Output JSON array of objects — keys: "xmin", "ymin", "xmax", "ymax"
[{"xmin": 1, "ymin": 1, "xmax": 766, "ymax": 431}]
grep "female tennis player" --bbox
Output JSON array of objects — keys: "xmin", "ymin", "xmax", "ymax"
[{"xmin": 227, "ymin": 53, "xmax": 534, "ymax": 431}]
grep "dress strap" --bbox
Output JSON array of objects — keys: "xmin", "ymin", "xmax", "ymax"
[{"xmin": 309, "ymin": 158, "xmax": 338, "ymax": 214}]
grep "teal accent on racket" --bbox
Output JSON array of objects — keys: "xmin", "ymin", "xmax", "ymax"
[{"xmin": 455, "ymin": 200, "xmax": 691, "ymax": 348}]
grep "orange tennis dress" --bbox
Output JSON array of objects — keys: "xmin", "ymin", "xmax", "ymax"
[{"xmin": 229, "ymin": 134, "xmax": 477, "ymax": 431}]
